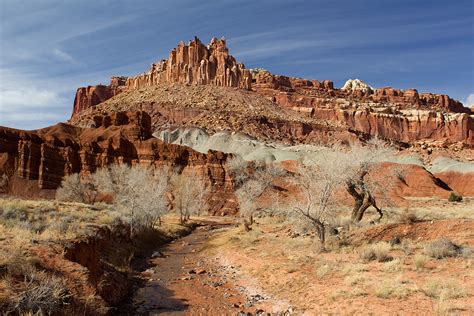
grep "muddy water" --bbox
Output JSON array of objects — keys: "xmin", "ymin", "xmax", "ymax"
[{"xmin": 124, "ymin": 221, "xmax": 259, "ymax": 315}]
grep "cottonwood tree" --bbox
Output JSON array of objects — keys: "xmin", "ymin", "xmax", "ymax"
[
  {"xmin": 96, "ymin": 164, "xmax": 170, "ymax": 235},
  {"xmin": 171, "ymin": 171, "xmax": 210, "ymax": 223},
  {"xmin": 288, "ymin": 149, "xmax": 346, "ymax": 246},
  {"xmin": 56, "ymin": 173, "xmax": 99, "ymax": 204},
  {"xmin": 341, "ymin": 138, "xmax": 394, "ymax": 222},
  {"xmin": 228, "ymin": 157, "xmax": 283, "ymax": 229}
]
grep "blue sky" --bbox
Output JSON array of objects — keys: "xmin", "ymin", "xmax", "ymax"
[{"xmin": 0, "ymin": 0, "xmax": 473, "ymax": 129}]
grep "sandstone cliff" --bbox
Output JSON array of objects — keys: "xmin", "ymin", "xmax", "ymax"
[
  {"xmin": 0, "ymin": 111, "xmax": 235, "ymax": 214},
  {"xmin": 69, "ymin": 36, "xmax": 472, "ymax": 146}
]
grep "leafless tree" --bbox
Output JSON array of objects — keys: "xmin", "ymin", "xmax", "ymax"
[
  {"xmin": 288, "ymin": 149, "xmax": 346, "ymax": 245},
  {"xmin": 341, "ymin": 138, "xmax": 395, "ymax": 222},
  {"xmin": 228, "ymin": 157, "xmax": 284, "ymax": 229},
  {"xmin": 56, "ymin": 173, "xmax": 99, "ymax": 204},
  {"xmin": 171, "ymin": 171, "xmax": 210, "ymax": 223},
  {"xmin": 95, "ymin": 164, "xmax": 170, "ymax": 235}
]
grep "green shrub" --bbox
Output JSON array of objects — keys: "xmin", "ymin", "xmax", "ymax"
[{"xmin": 448, "ymin": 192, "xmax": 462, "ymax": 202}]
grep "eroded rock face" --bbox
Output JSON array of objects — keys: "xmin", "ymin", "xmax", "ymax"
[
  {"xmin": 125, "ymin": 36, "xmax": 251, "ymax": 91},
  {"xmin": 72, "ymin": 77, "xmax": 127, "ymax": 117},
  {"xmin": 69, "ymin": 36, "xmax": 472, "ymax": 146},
  {"xmin": 0, "ymin": 111, "xmax": 236, "ymax": 214}
]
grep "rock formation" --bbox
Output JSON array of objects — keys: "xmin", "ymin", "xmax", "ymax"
[
  {"xmin": 0, "ymin": 111, "xmax": 236, "ymax": 214},
  {"xmin": 72, "ymin": 77, "xmax": 127, "ymax": 117},
  {"xmin": 69, "ymin": 36, "xmax": 472, "ymax": 146},
  {"xmin": 124, "ymin": 37, "xmax": 252, "ymax": 91},
  {"xmin": 342, "ymin": 79, "xmax": 373, "ymax": 93}
]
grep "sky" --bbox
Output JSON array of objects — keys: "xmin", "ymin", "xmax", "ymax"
[{"xmin": 0, "ymin": 0, "xmax": 473, "ymax": 129}]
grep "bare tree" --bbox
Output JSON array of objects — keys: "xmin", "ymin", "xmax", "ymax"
[
  {"xmin": 228, "ymin": 157, "xmax": 284, "ymax": 229},
  {"xmin": 288, "ymin": 149, "xmax": 346, "ymax": 246},
  {"xmin": 341, "ymin": 138, "xmax": 394, "ymax": 222},
  {"xmin": 95, "ymin": 164, "xmax": 170, "ymax": 235},
  {"xmin": 171, "ymin": 171, "xmax": 210, "ymax": 223},
  {"xmin": 56, "ymin": 173, "xmax": 99, "ymax": 204}
]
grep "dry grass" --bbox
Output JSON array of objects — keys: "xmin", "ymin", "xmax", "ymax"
[
  {"xmin": 358, "ymin": 242, "xmax": 393, "ymax": 262},
  {"xmin": 374, "ymin": 278, "xmax": 413, "ymax": 299},
  {"xmin": 413, "ymin": 254, "xmax": 429, "ymax": 270},
  {"xmin": 391, "ymin": 197, "xmax": 474, "ymax": 221},
  {"xmin": 1, "ymin": 264, "xmax": 71, "ymax": 314},
  {"xmin": 422, "ymin": 279, "xmax": 467, "ymax": 299},
  {"xmin": 197, "ymin": 213, "xmax": 474, "ymax": 314}
]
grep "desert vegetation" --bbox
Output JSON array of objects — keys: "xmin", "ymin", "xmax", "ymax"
[
  {"xmin": 1, "ymin": 143, "xmax": 473, "ymax": 314},
  {"xmin": 0, "ymin": 163, "xmax": 208, "ymax": 314}
]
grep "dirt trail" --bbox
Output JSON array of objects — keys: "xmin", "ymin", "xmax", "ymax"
[{"xmin": 122, "ymin": 219, "xmax": 283, "ymax": 315}]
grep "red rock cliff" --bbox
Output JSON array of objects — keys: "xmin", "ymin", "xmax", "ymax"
[
  {"xmin": 125, "ymin": 36, "xmax": 252, "ymax": 90},
  {"xmin": 72, "ymin": 76, "xmax": 127, "ymax": 117},
  {"xmin": 0, "ymin": 111, "xmax": 236, "ymax": 215}
]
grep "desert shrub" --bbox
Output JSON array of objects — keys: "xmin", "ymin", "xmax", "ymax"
[
  {"xmin": 413, "ymin": 254, "xmax": 428, "ymax": 270},
  {"xmin": 359, "ymin": 242, "xmax": 393, "ymax": 262},
  {"xmin": 344, "ymin": 274, "xmax": 366, "ymax": 286},
  {"xmin": 315, "ymin": 263, "xmax": 332, "ymax": 278},
  {"xmin": 448, "ymin": 192, "xmax": 463, "ymax": 202},
  {"xmin": 383, "ymin": 258, "xmax": 403, "ymax": 272},
  {"xmin": 374, "ymin": 280, "xmax": 411, "ymax": 299},
  {"xmin": 3, "ymin": 265, "xmax": 71, "ymax": 314},
  {"xmin": 424, "ymin": 237, "xmax": 462, "ymax": 259},
  {"xmin": 422, "ymin": 279, "xmax": 467, "ymax": 299},
  {"xmin": 56, "ymin": 173, "xmax": 99, "ymax": 204},
  {"xmin": 397, "ymin": 208, "xmax": 419, "ymax": 224},
  {"xmin": 1, "ymin": 201, "xmax": 29, "ymax": 221}
]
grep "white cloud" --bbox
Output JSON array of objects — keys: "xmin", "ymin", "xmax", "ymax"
[
  {"xmin": 0, "ymin": 69, "xmax": 70, "ymax": 129},
  {"xmin": 53, "ymin": 48, "xmax": 76, "ymax": 64},
  {"xmin": 0, "ymin": 87, "xmax": 61, "ymax": 110}
]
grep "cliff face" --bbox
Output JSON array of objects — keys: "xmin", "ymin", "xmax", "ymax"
[
  {"xmin": 69, "ymin": 36, "xmax": 472, "ymax": 146},
  {"xmin": 0, "ymin": 111, "xmax": 235, "ymax": 214},
  {"xmin": 72, "ymin": 77, "xmax": 127, "ymax": 117},
  {"xmin": 125, "ymin": 37, "xmax": 252, "ymax": 91},
  {"xmin": 251, "ymin": 71, "xmax": 473, "ymax": 145}
]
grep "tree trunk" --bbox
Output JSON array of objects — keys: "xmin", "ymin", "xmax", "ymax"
[{"xmin": 313, "ymin": 220, "xmax": 326, "ymax": 245}]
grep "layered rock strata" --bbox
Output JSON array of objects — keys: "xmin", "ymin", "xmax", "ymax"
[{"xmin": 0, "ymin": 111, "xmax": 235, "ymax": 214}]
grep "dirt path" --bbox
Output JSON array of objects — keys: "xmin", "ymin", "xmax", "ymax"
[{"xmin": 123, "ymin": 219, "xmax": 284, "ymax": 315}]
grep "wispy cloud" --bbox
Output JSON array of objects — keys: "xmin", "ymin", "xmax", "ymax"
[{"xmin": 52, "ymin": 48, "xmax": 76, "ymax": 64}]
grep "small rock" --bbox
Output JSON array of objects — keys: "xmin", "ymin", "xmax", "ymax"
[
  {"xmin": 196, "ymin": 269, "xmax": 207, "ymax": 275},
  {"xmin": 188, "ymin": 269, "xmax": 196, "ymax": 274}
]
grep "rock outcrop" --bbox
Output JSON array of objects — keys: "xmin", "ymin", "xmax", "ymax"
[
  {"xmin": 0, "ymin": 111, "xmax": 236, "ymax": 214},
  {"xmin": 125, "ymin": 36, "xmax": 252, "ymax": 90},
  {"xmin": 72, "ymin": 77, "xmax": 127, "ymax": 117},
  {"xmin": 342, "ymin": 79, "xmax": 373, "ymax": 93},
  {"xmin": 69, "ymin": 36, "xmax": 472, "ymax": 146}
]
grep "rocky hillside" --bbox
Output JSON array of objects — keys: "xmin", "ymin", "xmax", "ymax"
[{"xmin": 70, "ymin": 37, "xmax": 473, "ymax": 146}]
